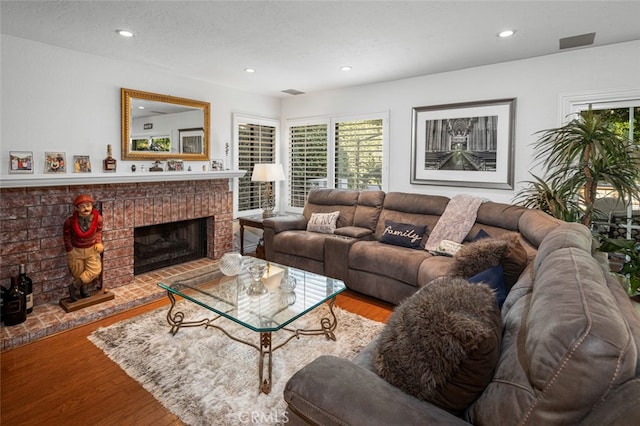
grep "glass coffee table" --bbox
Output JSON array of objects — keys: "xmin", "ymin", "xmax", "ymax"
[{"xmin": 157, "ymin": 258, "xmax": 347, "ymax": 394}]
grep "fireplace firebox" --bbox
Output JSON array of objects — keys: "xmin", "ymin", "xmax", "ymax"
[{"xmin": 134, "ymin": 218, "xmax": 207, "ymax": 275}]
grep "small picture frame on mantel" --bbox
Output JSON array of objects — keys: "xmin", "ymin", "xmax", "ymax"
[
  {"xmin": 211, "ymin": 159, "xmax": 224, "ymax": 171},
  {"xmin": 166, "ymin": 159, "xmax": 184, "ymax": 171},
  {"xmin": 9, "ymin": 151, "xmax": 34, "ymax": 174},
  {"xmin": 44, "ymin": 152, "xmax": 67, "ymax": 174},
  {"xmin": 73, "ymin": 155, "xmax": 92, "ymax": 173}
]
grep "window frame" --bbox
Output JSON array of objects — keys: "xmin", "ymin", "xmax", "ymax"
[
  {"xmin": 232, "ymin": 113, "xmax": 280, "ymax": 218},
  {"xmin": 561, "ymin": 89, "xmax": 640, "ymax": 239},
  {"xmin": 285, "ymin": 111, "xmax": 389, "ymax": 214}
]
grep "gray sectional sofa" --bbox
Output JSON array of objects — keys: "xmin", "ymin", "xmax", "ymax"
[
  {"xmin": 262, "ymin": 189, "xmax": 640, "ymax": 425},
  {"xmin": 263, "ymin": 188, "xmax": 562, "ymax": 305},
  {"xmin": 283, "ymin": 223, "xmax": 640, "ymax": 425}
]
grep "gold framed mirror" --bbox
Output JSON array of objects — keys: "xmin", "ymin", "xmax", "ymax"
[{"xmin": 121, "ymin": 88, "xmax": 210, "ymax": 161}]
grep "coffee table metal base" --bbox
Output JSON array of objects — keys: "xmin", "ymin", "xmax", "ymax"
[{"xmin": 163, "ymin": 292, "xmax": 339, "ymax": 394}]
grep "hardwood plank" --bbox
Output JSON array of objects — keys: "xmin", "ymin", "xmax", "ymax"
[{"xmin": 1, "ymin": 290, "xmax": 393, "ymax": 424}]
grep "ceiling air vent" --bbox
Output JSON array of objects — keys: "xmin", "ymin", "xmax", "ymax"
[
  {"xmin": 559, "ymin": 32, "xmax": 596, "ymax": 50},
  {"xmin": 281, "ymin": 89, "xmax": 305, "ymax": 96}
]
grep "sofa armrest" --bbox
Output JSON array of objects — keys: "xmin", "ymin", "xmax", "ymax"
[
  {"xmin": 262, "ymin": 214, "xmax": 307, "ymax": 233},
  {"xmin": 284, "ymin": 355, "xmax": 469, "ymax": 426}
]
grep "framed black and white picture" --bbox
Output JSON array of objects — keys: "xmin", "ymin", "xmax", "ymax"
[
  {"xmin": 411, "ymin": 98, "xmax": 516, "ymax": 189},
  {"xmin": 9, "ymin": 151, "xmax": 34, "ymax": 174}
]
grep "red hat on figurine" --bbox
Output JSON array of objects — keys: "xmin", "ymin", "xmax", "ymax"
[{"xmin": 73, "ymin": 194, "xmax": 94, "ymax": 206}]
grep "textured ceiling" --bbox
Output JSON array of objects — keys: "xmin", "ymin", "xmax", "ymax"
[{"xmin": 2, "ymin": 1, "xmax": 639, "ymax": 97}]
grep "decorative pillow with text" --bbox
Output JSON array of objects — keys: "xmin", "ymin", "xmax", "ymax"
[
  {"xmin": 306, "ymin": 211, "xmax": 340, "ymax": 234},
  {"xmin": 379, "ymin": 220, "xmax": 427, "ymax": 249}
]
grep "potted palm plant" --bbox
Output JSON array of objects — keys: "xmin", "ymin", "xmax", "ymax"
[
  {"xmin": 515, "ymin": 108, "xmax": 639, "ymax": 226},
  {"xmin": 596, "ymin": 236, "xmax": 640, "ymax": 298},
  {"xmin": 516, "ymin": 109, "xmax": 640, "ymax": 298}
]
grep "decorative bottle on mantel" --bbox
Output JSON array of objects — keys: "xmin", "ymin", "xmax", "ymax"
[{"xmin": 103, "ymin": 144, "xmax": 117, "ymax": 172}]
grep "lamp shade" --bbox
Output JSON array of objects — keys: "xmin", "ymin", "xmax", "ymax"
[{"xmin": 251, "ymin": 163, "xmax": 286, "ymax": 182}]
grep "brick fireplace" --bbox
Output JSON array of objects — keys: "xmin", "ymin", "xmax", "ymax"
[{"xmin": 0, "ymin": 178, "xmax": 234, "ymax": 307}]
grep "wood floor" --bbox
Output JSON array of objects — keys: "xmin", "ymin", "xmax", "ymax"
[{"xmin": 1, "ymin": 289, "xmax": 393, "ymax": 425}]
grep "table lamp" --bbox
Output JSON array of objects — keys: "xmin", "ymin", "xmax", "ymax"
[{"xmin": 251, "ymin": 163, "xmax": 286, "ymax": 217}]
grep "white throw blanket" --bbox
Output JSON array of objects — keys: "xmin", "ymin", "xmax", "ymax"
[{"xmin": 425, "ymin": 194, "xmax": 484, "ymax": 252}]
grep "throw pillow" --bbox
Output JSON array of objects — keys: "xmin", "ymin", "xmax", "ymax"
[
  {"xmin": 473, "ymin": 228, "xmax": 490, "ymax": 241},
  {"xmin": 374, "ymin": 277, "xmax": 502, "ymax": 414},
  {"xmin": 449, "ymin": 238, "xmax": 509, "ymax": 279},
  {"xmin": 306, "ymin": 211, "xmax": 340, "ymax": 234},
  {"xmin": 379, "ymin": 220, "xmax": 426, "ymax": 249},
  {"xmin": 468, "ymin": 264, "xmax": 507, "ymax": 308},
  {"xmin": 469, "ymin": 230, "xmax": 528, "ymax": 290},
  {"xmin": 497, "ymin": 233, "xmax": 528, "ymax": 291}
]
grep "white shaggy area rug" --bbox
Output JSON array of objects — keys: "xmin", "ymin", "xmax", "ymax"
[{"xmin": 89, "ymin": 300, "xmax": 383, "ymax": 426}]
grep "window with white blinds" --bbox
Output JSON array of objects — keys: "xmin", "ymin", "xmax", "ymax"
[
  {"xmin": 335, "ymin": 119, "xmax": 383, "ymax": 191},
  {"xmin": 288, "ymin": 123, "xmax": 328, "ymax": 208},
  {"xmin": 286, "ymin": 113, "xmax": 386, "ymax": 211},
  {"xmin": 237, "ymin": 120, "xmax": 277, "ymax": 213}
]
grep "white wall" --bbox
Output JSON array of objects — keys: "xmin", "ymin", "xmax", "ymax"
[
  {"xmin": 2, "ymin": 34, "xmax": 639, "ymax": 206},
  {"xmin": 280, "ymin": 40, "xmax": 640, "ymax": 204},
  {"xmin": 0, "ymin": 35, "xmax": 281, "ymax": 175}
]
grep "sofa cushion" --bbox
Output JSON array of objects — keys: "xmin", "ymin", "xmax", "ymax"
[
  {"xmin": 304, "ymin": 189, "xmax": 358, "ymax": 228},
  {"xmin": 306, "ymin": 211, "xmax": 339, "ymax": 234},
  {"xmin": 379, "ymin": 220, "xmax": 426, "ymax": 249},
  {"xmin": 354, "ymin": 190, "xmax": 386, "ymax": 231},
  {"xmin": 271, "ymin": 230, "xmax": 328, "ymax": 261},
  {"xmin": 375, "ymin": 277, "xmax": 502, "ymax": 414},
  {"xmin": 350, "ymin": 241, "xmax": 429, "ymax": 286},
  {"xmin": 374, "ymin": 192, "xmax": 448, "ymax": 241},
  {"xmin": 468, "ymin": 264, "xmax": 507, "ymax": 308}
]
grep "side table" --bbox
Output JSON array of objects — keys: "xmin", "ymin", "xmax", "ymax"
[{"xmin": 238, "ymin": 215, "xmax": 267, "ymax": 257}]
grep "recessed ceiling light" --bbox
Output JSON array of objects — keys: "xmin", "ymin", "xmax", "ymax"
[
  {"xmin": 138, "ymin": 106, "xmax": 145, "ymax": 110},
  {"xmin": 116, "ymin": 30, "xmax": 135, "ymax": 38},
  {"xmin": 341, "ymin": 66, "xmax": 352, "ymax": 71},
  {"xmin": 244, "ymin": 68, "xmax": 256, "ymax": 73},
  {"xmin": 498, "ymin": 30, "xmax": 515, "ymax": 38}
]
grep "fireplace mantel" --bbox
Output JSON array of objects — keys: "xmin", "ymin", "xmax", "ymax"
[{"xmin": 0, "ymin": 170, "xmax": 246, "ymax": 188}]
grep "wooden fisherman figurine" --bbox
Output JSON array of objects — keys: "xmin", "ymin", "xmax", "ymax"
[{"xmin": 63, "ymin": 194, "xmax": 104, "ymax": 301}]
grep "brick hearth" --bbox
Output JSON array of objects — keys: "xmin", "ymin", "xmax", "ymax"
[
  {"xmin": 1, "ymin": 258, "xmax": 218, "ymax": 350},
  {"xmin": 1, "ymin": 178, "xmax": 234, "ymax": 349}
]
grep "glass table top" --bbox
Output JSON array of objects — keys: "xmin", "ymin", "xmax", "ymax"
[{"xmin": 157, "ymin": 258, "xmax": 346, "ymax": 332}]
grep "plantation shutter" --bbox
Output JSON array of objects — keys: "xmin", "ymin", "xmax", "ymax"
[
  {"xmin": 334, "ymin": 119, "xmax": 383, "ymax": 190},
  {"xmin": 288, "ymin": 123, "xmax": 328, "ymax": 208},
  {"xmin": 237, "ymin": 123, "xmax": 276, "ymax": 212}
]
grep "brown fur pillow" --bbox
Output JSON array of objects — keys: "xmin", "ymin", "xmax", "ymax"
[
  {"xmin": 374, "ymin": 277, "xmax": 502, "ymax": 414},
  {"xmin": 449, "ymin": 238, "xmax": 509, "ymax": 278},
  {"xmin": 498, "ymin": 233, "xmax": 528, "ymax": 290}
]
